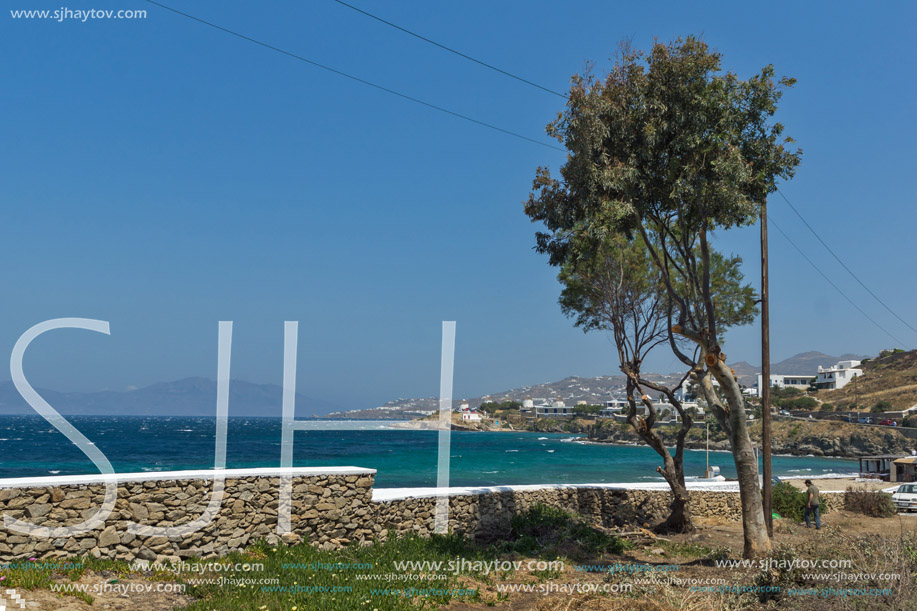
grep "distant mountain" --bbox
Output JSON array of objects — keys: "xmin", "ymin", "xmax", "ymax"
[
  {"xmin": 729, "ymin": 361, "xmax": 760, "ymax": 386},
  {"xmin": 0, "ymin": 377, "xmax": 340, "ymax": 417},
  {"xmin": 0, "ymin": 351, "xmax": 869, "ymax": 419},
  {"xmin": 773, "ymin": 351, "xmax": 865, "ymax": 375}
]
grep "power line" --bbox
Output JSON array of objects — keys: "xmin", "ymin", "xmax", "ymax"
[
  {"xmin": 336, "ymin": 1, "xmax": 914, "ymax": 340},
  {"xmin": 776, "ymin": 188, "xmax": 917, "ymax": 335},
  {"xmin": 142, "ymin": 0, "xmax": 564, "ymax": 152},
  {"xmin": 333, "ymin": 0, "xmax": 568, "ymax": 99},
  {"xmin": 144, "ymin": 0, "xmax": 910, "ymax": 348},
  {"xmin": 769, "ymin": 217, "xmax": 907, "ymax": 347}
]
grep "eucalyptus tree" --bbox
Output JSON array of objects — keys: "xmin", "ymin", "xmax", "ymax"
[
  {"xmin": 559, "ymin": 235, "xmax": 695, "ymax": 532},
  {"xmin": 525, "ymin": 37, "xmax": 800, "ymax": 557},
  {"xmin": 558, "ymin": 234, "xmax": 756, "ymax": 533}
]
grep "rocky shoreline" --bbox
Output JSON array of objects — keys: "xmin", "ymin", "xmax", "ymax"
[
  {"xmin": 586, "ymin": 423, "xmax": 916, "ymax": 458},
  {"xmin": 404, "ymin": 413, "xmax": 917, "ymax": 458}
]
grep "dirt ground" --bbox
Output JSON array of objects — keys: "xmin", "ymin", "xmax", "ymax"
[
  {"xmin": 4, "ymin": 572, "xmax": 193, "ymax": 610},
  {"xmin": 10, "ymin": 509, "xmax": 917, "ymax": 610},
  {"xmin": 447, "ymin": 510, "xmax": 917, "ymax": 611}
]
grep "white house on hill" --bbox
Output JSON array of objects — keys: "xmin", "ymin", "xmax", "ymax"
[
  {"xmin": 755, "ymin": 374, "xmax": 817, "ymax": 397},
  {"xmin": 815, "ymin": 360, "xmax": 863, "ymax": 390},
  {"xmin": 599, "ymin": 399, "xmax": 628, "ymax": 418},
  {"xmin": 535, "ymin": 398, "xmax": 573, "ymax": 418}
]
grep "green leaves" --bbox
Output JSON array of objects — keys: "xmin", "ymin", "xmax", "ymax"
[{"xmin": 526, "ymin": 35, "xmax": 798, "ymax": 350}]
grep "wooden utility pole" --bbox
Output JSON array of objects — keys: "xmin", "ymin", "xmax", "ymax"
[
  {"xmin": 853, "ymin": 374, "xmax": 859, "ymax": 410},
  {"xmin": 761, "ymin": 201, "xmax": 774, "ymax": 537}
]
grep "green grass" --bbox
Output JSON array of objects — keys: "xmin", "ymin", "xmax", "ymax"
[
  {"xmin": 0, "ymin": 505, "xmax": 629, "ymax": 610},
  {"xmin": 179, "ymin": 532, "xmax": 488, "ymax": 610},
  {"xmin": 0, "ymin": 556, "xmax": 134, "ymax": 605}
]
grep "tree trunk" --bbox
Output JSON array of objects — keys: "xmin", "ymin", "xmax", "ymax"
[
  {"xmin": 704, "ymin": 359, "xmax": 771, "ymax": 557},
  {"xmin": 625, "ymin": 381, "xmax": 695, "ymax": 534},
  {"xmin": 656, "ymin": 457, "xmax": 694, "ymax": 534},
  {"xmin": 659, "ymin": 482, "xmax": 693, "ymax": 533}
]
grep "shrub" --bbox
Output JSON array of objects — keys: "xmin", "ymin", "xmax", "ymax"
[
  {"xmin": 771, "ymin": 482, "xmax": 826, "ymax": 521},
  {"xmin": 507, "ymin": 504, "xmax": 628, "ymax": 555},
  {"xmin": 771, "ymin": 386, "xmax": 803, "ymax": 399},
  {"xmin": 820, "ymin": 402, "xmax": 834, "ymax": 411},
  {"xmin": 844, "ymin": 487, "xmax": 896, "ymax": 517},
  {"xmin": 872, "ymin": 400, "xmax": 893, "ymax": 414},
  {"xmin": 778, "ymin": 396, "xmax": 818, "ymax": 411}
]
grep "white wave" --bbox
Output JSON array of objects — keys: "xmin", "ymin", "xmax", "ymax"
[
  {"xmin": 49, "ymin": 470, "xmax": 60, "ymax": 474},
  {"xmin": 546, "ymin": 450, "xmax": 555, "ymax": 453},
  {"xmin": 505, "ymin": 450, "xmax": 519, "ymax": 453},
  {"xmin": 537, "ymin": 437, "xmax": 549, "ymax": 440}
]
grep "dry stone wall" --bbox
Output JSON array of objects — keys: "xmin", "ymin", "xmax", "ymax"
[
  {"xmin": 0, "ymin": 468, "xmax": 375, "ymax": 563},
  {"xmin": 374, "ymin": 488, "xmax": 844, "ymax": 540},
  {"xmin": 0, "ymin": 469, "xmax": 848, "ymax": 562}
]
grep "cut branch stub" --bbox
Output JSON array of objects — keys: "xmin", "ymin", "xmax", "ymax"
[{"xmin": 705, "ymin": 354, "xmax": 717, "ymax": 367}]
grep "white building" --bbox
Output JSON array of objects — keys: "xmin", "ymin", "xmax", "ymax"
[
  {"xmin": 815, "ymin": 360, "xmax": 863, "ymax": 390},
  {"xmin": 461, "ymin": 411, "xmax": 482, "ymax": 422},
  {"xmin": 535, "ymin": 398, "xmax": 573, "ymax": 418},
  {"xmin": 457, "ymin": 400, "xmax": 470, "ymax": 413},
  {"xmin": 755, "ymin": 374, "xmax": 817, "ymax": 397},
  {"xmin": 599, "ymin": 398, "xmax": 703, "ymax": 421},
  {"xmin": 599, "ymin": 399, "xmax": 628, "ymax": 418}
]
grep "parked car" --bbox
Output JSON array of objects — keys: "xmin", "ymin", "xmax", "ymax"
[
  {"xmin": 858, "ymin": 417, "xmax": 873, "ymax": 424},
  {"xmin": 892, "ymin": 484, "xmax": 917, "ymax": 512},
  {"xmin": 778, "ymin": 410, "xmax": 790, "ymax": 416},
  {"xmin": 879, "ymin": 419, "xmax": 898, "ymax": 427}
]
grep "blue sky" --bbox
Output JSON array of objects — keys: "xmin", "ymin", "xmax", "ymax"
[{"xmin": 2, "ymin": 0, "xmax": 915, "ymax": 411}]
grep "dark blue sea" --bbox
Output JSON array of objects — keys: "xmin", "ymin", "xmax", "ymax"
[{"xmin": 0, "ymin": 416, "xmax": 857, "ymax": 488}]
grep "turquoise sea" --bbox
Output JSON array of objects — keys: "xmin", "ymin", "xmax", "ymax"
[{"xmin": 0, "ymin": 416, "xmax": 857, "ymax": 487}]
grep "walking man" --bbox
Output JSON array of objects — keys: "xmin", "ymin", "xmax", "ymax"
[{"xmin": 804, "ymin": 479, "xmax": 821, "ymax": 529}]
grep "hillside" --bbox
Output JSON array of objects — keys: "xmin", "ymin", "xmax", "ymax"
[
  {"xmin": 815, "ymin": 349, "xmax": 917, "ymax": 411},
  {"xmin": 589, "ymin": 417, "xmax": 916, "ymax": 458},
  {"xmin": 327, "ymin": 372, "xmax": 687, "ymax": 419},
  {"xmin": 331, "ymin": 351, "xmax": 868, "ymax": 419}
]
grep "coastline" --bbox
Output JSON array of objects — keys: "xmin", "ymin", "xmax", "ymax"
[{"xmin": 412, "ymin": 415, "xmax": 913, "ymax": 459}]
